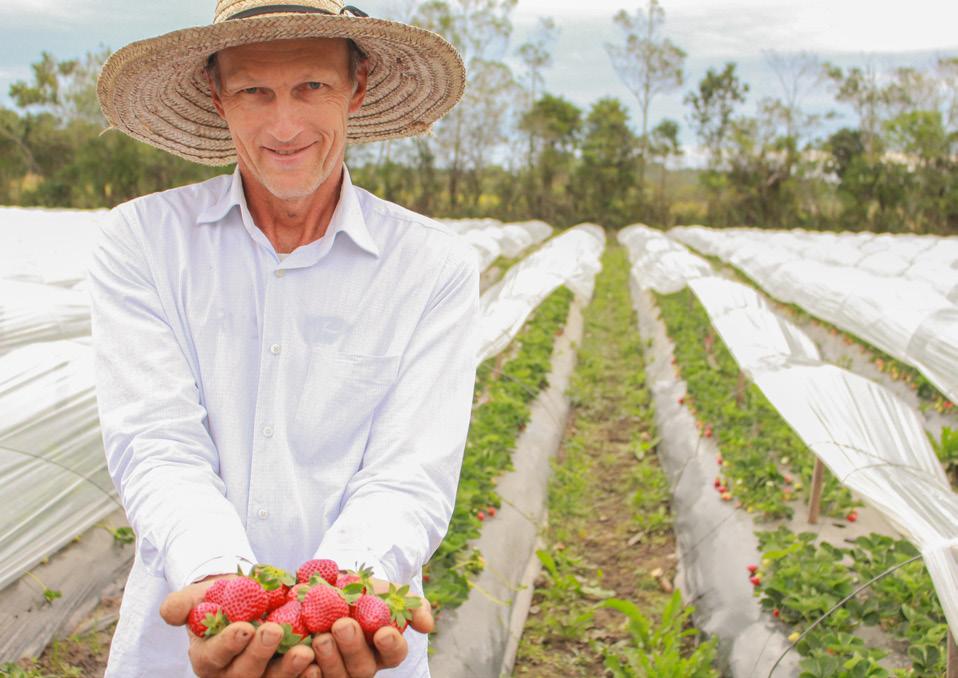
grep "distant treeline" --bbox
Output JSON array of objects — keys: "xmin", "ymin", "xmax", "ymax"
[{"xmin": 2, "ymin": 1, "xmax": 957, "ymax": 234}]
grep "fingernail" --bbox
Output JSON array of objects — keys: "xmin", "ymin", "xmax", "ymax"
[
  {"xmin": 316, "ymin": 635, "xmax": 333, "ymax": 657},
  {"xmin": 262, "ymin": 627, "xmax": 282, "ymax": 645},
  {"xmin": 379, "ymin": 632, "xmax": 398, "ymax": 650},
  {"xmin": 335, "ymin": 622, "xmax": 356, "ymax": 641}
]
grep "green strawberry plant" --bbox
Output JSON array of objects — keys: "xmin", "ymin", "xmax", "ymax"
[
  {"xmin": 425, "ymin": 286, "xmax": 574, "ymax": 614},
  {"xmin": 655, "ymin": 289, "xmax": 855, "ymax": 519}
]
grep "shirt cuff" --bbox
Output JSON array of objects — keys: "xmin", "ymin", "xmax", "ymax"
[{"xmin": 164, "ymin": 525, "xmax": 258, "ymax": 590}]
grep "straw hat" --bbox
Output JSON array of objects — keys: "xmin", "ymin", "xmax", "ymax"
[{"xmin": 97, "ymin": 0, "xmax": 466, "ymax": 166}]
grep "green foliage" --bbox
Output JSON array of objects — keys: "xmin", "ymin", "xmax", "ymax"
[
  {"xmin": 929, "ymin": 427, "xmax": 958, "ymax": 483},
  {"xmin": 655, "ymin": 288, "xmax": 854, "ymax": 519},
  {"xmin": 424, "ymin": 286, "xmax": 573, "ymax": 612},
  {"xmin": 602, "ymin": 591, "xmax": 718, "ymax": 678},
  {"xmin": 756, "ymin": 528, "xmax": 947, "ymax": 677}
]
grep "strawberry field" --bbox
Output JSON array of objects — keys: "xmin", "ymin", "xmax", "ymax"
[{"xmin": 3, "ymin": 213, "xmax": 958, "ymax": 678}]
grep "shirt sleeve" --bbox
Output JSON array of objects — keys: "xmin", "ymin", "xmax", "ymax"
[
  {"xmin": 315, "ymin": 240, "xmax": 480, "ymax": 583},
  {"xmin": 88, "ymin": 206, "xmax": 258, "ymax": 591}
]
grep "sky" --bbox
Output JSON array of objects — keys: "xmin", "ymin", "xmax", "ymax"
[{"xmin": 1, "ymin": 0, "xmax": 956, "ymax": 157}]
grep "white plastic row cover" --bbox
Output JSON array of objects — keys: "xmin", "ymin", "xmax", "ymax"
[
  {"xmin": 620, "ymin": 228, "xmax": 958, "ymax": 643},
  {"xmin": 476, "ymin": 224, "xmax": 605, "ymax": 366},
  {"xmin": 670, "ymin": 226, "xmax": 958, "ymax": 405}
]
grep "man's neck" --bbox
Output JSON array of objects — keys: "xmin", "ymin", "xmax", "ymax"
[{"xmin": 240, "ymin": 165, "xmax": 344, "ymax": 254}]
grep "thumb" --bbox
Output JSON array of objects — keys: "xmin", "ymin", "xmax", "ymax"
[
  {"xmin": 160, "ymin": 586, "xmax": 201, "ymax": 626},
  {"xmin": 409, "ymin": 596, "xmax": 434, "ymax": 634}
]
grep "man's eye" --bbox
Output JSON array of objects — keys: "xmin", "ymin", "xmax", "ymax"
[
  {"xmin": 242, "ymin": 87, "xmax": 260, "ymax": 95},
  {"xmin": 306, "ymin": 82, "xmax": 325, "ymax": 90}
]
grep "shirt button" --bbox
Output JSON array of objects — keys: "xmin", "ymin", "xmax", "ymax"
[
  {"xmin": 269, "ymin": 343, "xmax": 281, "ymax": 355},
  {"xmin": 274, "ymin": 269, "xmax": 285, "ymax": 278},
  {"xmin": 257, "ymin": 508, "xmax": 269, "ymax": 520},
  {"xmin": 262, "ymin": 425, "xmax": 274, "ymax": 438}
]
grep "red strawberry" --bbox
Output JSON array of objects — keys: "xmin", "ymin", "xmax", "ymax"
[
  {"xmin": 378, "ymin": 583, "xmax": 422, "ymax": 636},
  {"xmin": 704, "ymin": 425, "xmax": 713, "ymax": 438},
  {"xmin": 188, "ymin": 602, "xmax": 227, "ymax": 638},
  {"xmin": 747, "ymin": 564, "xmax": 758, "ymax": 574},
  {"xmin": 750, "ymin": 576, "xmax": 761, "ymax": 587},
  {"xmin": 266, "ymin": 599, "xmax": 311, "ymax": 652},
  {"xmin": 336, "ymin": 573, "xmax": 362, "ymax": 590},
  {"xmin": 301, "ymin": 583, "xmax": 349, "ymax": 634},
  {"xmin": 288, "ymin": 582, "xmax": 310, "ymax": 602},
  {"xmin": 220, "ymin": 577, "xmax": 269, "ymax": 623},
  {"xmin": 298, "ymin": 559, "xmax": 339, "ymax": 586},
  {"xmin": 847, "ymin": 511, "xmax": 858, "ymax": 523},
  {"xmin": 352, "ymin": 594, "xmax": 393, "ymax": 645},
  {"xmin": 204, "ymin": 578, "xmax": 229, "ymax": 605},
  {"xmin": 477, "ymin": 511, "xmax": 485, "ymax": 521},
  {"xmin": 772, "ymin": 608, "xmax": 780, "ymax": 618},
  {"xmin": 251, "ymin": 564, "xmax": 295, "ymax": 612},
  {"xmin": 487, "ymin": 506, "xmax": 497, "ymax": 517}
]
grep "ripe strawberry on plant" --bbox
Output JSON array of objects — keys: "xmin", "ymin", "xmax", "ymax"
[
  {"xmin": 266, "ymin": 599, "xmax": 311, "ymax": 653},
  {"xmin": 251, "ymin": 564, "xmax": 295, "ymax": 612},
  {"xmin": 301, "ymin": 582, "xmax": 349, "ymax": 634},
  {"xmin": 188, "ymin": 602, "xmax": 227, "ymax": 638},
  {"xmin": 298, "ymin": 558, "xmax": 339, "ymax": 586},
  {"xmin": 219, "ymin": 577, "xmax": 269, "ymax": 623}
]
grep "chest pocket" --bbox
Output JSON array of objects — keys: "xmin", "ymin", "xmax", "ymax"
[{"xmin": 291, "ymin": 346, "xmax": 401, "ymax": 455}]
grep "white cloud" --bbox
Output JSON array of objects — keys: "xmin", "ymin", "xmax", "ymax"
[{"xmin": 512, "ymin": 0, "xmax": 958, "ymax": 56}]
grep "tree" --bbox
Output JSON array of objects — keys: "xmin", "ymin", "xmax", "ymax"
[
  {"xmin": 575, "ymin": 98, "xmax": 639, "ymax": 227},
  {"xmin": 605, "ymin": 1, "xmax": 685, "ymax": 186},
  {"xmin": 517, "ymin": 17, "xmax": 558, "ymax": 108},
  {"xmin": 823, "ymin": 62, "xmax": 888, "ymax": 160},
  {"xmin": 412, "ymin": 0, "xmax": 518, "ymax": 212},
  {"xmin": 10, "ymin": 48, "xmax": 108, "ymax": 126},
  {"xmin": 685, "ymin": 63, "xmax": 748, "ymax": 170},
  {"xmin": 648, "ymin": 118, "xmax": 681, "ymax": 224},
  {"xmin": 518, "ymin": 94, "xmax": 581, "ymax": 221},
  {"xmin": 764, "ymin": 50, "xmax": 823, "ymax": 145}
]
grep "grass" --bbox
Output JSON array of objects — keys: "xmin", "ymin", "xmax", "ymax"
[{"xmin": 513, "ymin": 242, "xmax": 717, "ymax": 677}]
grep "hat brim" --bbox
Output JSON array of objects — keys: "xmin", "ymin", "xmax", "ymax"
[{"xmin": 97, "ymin": 13, "xmax": 465, "ymax": 166}]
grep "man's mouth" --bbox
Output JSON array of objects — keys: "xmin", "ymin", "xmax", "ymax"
[{"xmin": 266, "ymin": 143, "xmax": 315, "ymax": 158}]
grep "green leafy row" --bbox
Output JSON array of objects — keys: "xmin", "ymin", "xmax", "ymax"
[
  {"xmin": 654, "ymin": 287, "xmax": 855, "ymax": 519},
  {"xmin": 423, "ymin": 285, "xmax": 574, "ymax": 612},
  {"xmin": 516, "ymin": 244, "xmax": 718, "ymax": 676},
  {"xmin": 756, "ymin": 527, "xmax": 947, "ymax": 677}
]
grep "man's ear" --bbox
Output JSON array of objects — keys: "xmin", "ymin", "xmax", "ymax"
[
  {"xmin": 349, "ymin": 61, "xmax": 369, "ymax": 114},
  {"xmin": 207, "ymin": 73, "xmax": 226, "ymax": 119}
]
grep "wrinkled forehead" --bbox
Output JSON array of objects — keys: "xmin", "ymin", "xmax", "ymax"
[{"xmin": 215, "ymin": 37, "xmax": 352, "ymax": 75}]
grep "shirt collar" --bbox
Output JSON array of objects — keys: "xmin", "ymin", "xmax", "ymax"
[{"xmin": 196, "ymin": 164, "xmax": 380, "ymax": 260}]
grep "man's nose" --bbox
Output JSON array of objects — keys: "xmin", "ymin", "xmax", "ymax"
[{"xmin": 267, "ymin": 96, "xmax": 307, "ymax": 144}]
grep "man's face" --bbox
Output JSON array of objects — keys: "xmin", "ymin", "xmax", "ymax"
[{"xmin": 209, "ymin": 38, "xmax": 367, "ymax": 201}]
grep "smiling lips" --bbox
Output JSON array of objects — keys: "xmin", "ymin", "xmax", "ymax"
[{"xmin": 266, "ymin": 142, "xmax": 315, "ymax": 159}]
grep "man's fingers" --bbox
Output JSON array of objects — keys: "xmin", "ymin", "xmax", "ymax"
[
  {"xmin": 262, "ymin": 642, "xmax": 315, "ymax": 678},
  {"xmin": 299, "ymin": 664, "xmax": 322, "ymax": 678},
  {"xmin": 312, "ymin": 632, "xmax": 349, "ymax": 678},
  {"xmin": 372, "ymin": 627, "xmax": 408, "ymax": 669},
  {"xmin": 160, "ymin": 587, "xmax": 200, "ymax": 626},
  {"xmin": 332, "ymin": 618, "xmax": 378, "ymax": 677},
  {"xmin": 189, "ymin": 622, "xmax": 255, "ymax": 675},
  {"xmin": 409, "ymin": 596, "xmax": 434, "ymax": 634},
  {"xmin": 225, "ymin": 622, "xmax": 285, "ymax": 677}
]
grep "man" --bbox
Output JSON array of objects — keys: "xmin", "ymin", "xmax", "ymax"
[{"xmin": 91, "ymin": 2, "xmax": 475, "ymax": 676}]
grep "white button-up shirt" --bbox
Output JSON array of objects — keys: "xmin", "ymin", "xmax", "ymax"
[{"xmin": 89, "ymin": 165, "xmax": 479, "ymax": 677}]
